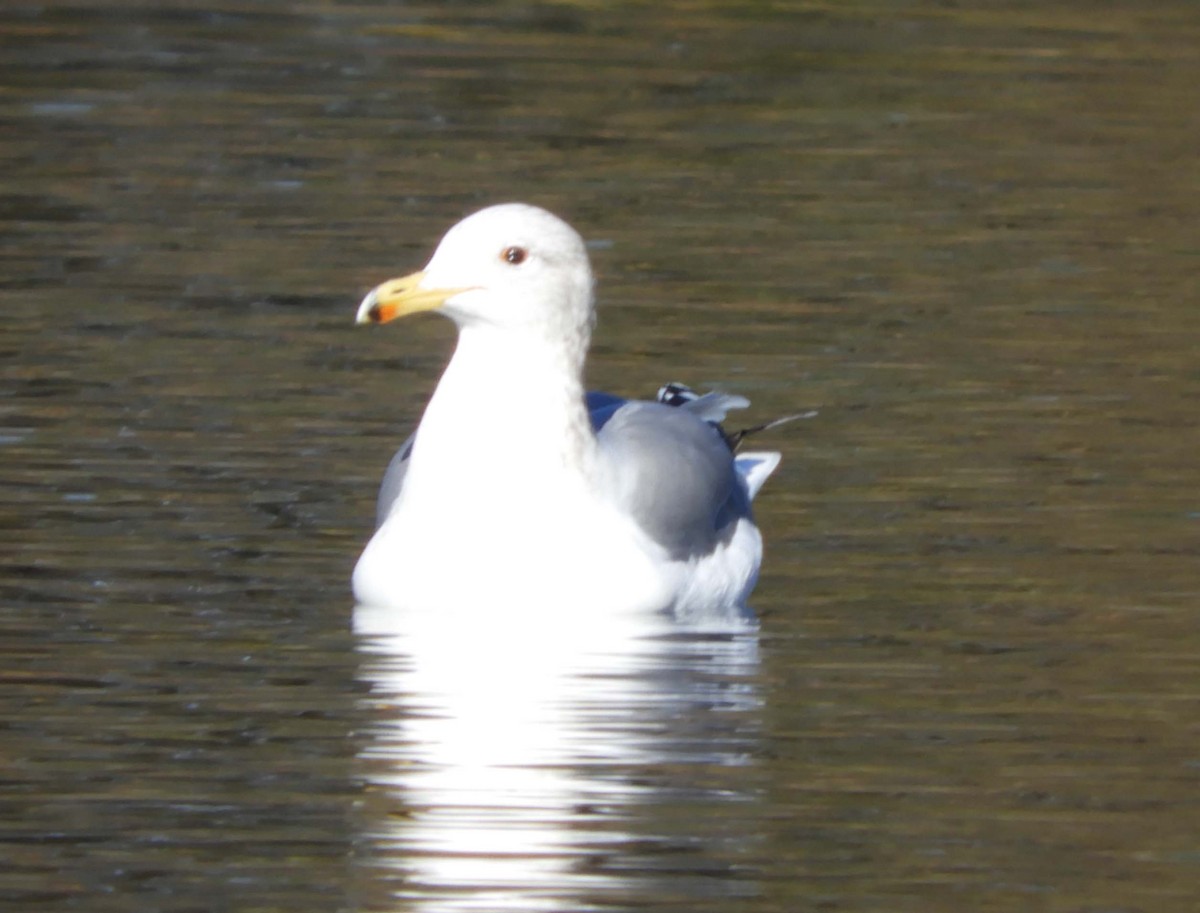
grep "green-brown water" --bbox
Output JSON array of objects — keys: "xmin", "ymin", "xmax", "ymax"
[{"xmin": 3, "ymin": 2, "xmax": 1198, "ymax": 911}]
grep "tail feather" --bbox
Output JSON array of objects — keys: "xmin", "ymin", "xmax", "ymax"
[
  {"xmin": 735, "ymin": 451, "xmax": 782, "ymax": 499},
  {"xmin": 656, "ymin": 381, "xmax": 816, "ymax": 452}
]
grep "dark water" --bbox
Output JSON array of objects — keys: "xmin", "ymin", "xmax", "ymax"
[{"xmin": 3, "ymin": 2, "xmax": 1198, "ymax": 911}]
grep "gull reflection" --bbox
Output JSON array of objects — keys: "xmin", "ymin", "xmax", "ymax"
[{"xmin": 354, "ymin": 605, "xmax": 762, "ymax": 911}]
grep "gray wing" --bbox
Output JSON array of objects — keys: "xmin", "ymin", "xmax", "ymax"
[
  {"xmin": 371, "ymin": 392, "xmax": 685, "ymax": 528},
  {"xmin": 374, "ymin": 390, "xmax": 777, "ymax": 539},
  {"xmin": 593, "ymin": 401, "xmax": 752, "ymax": 560},
  {"xmin": 374, "ymin": 433, "xmax": 414, "ymax": 528}
]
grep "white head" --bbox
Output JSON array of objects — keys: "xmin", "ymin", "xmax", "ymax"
[{"xmin": 356, "ymin": 203, "xmax": 595, "ymax": 345}]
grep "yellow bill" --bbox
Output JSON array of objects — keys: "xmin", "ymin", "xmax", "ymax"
[{"xmin": 355, "ymin": 270, "xmax": 473, "ymax": 325}]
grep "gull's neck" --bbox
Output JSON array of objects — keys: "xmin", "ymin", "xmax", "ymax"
[{"xmin": 402, "ymin": 323, "xmax": 596, "ymax": 508}]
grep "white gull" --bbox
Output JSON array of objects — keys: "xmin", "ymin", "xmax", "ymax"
[{"xmin": 352, "ymin": 203, "xmax": 786, "ymax": 630}]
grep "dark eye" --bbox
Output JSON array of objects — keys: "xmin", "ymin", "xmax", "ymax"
[{"xmin": 501, "ymin": 246, "xmax": 527, "ymax": 265}]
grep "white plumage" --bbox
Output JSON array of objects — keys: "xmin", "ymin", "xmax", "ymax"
[{"xmin": 352, "ymin": 203, "xmax": 784, "ymax": 630}]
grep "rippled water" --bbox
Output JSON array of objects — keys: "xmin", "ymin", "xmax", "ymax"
[
  {"xmin": 356, "ymin": 618, "xmax": 764, "ymax": 911},
  {"xmin": 3, "ymin": 2, "xmax": 1198, "ymax": 911}
]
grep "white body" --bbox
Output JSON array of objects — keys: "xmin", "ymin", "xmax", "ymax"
[{"xmin": 352, "ymin": 204, "xmax": 780, "ymax": 631}]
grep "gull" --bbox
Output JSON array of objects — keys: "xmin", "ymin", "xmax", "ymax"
[{"xmin": 352, "ymin": 203, "xmax": 792, "ymax": 628}]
